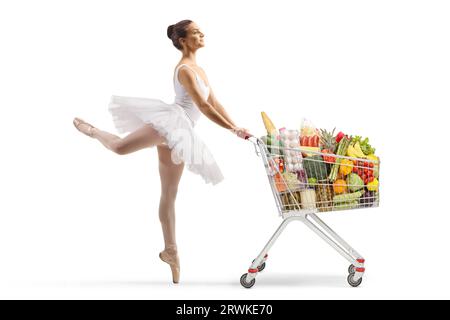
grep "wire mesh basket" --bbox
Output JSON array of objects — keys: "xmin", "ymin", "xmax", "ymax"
[{"xmin": 257, "ymin": 137, "xmax": 380, "ymax": 216}]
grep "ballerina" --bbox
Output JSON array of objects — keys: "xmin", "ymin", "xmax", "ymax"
[{"xmin": 73, "ymin": 19, "xmax": 251, "ymax": 284}]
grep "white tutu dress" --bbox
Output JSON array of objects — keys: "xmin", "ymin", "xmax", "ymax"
[{"xmin": 108, "ymin": 64, "xmax": 224, "ymax": 185}]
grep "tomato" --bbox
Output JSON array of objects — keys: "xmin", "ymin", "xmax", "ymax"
[
  {"xmin": 362, "ymin": 174, "xmax": 367, "ymax": 181},
  {"xmin": 364, "ymin": 168, "xmax": 368, "ymax": 174},
  {"xmin": 314, "ymin": 135, "xmax": 320, "ymax": 147},
  {"xmin": 369, "ymin": 162, "xmax": 374, "ymax": 168},
  {"xmin": 303, "ymin": 136, "xmax": 308, "ymax": 146},
  {"xmin": 358, "ymin": 161, "xmax": 364, "ymax": 167},
  {"xmin": 364, "ymin": 162, "xmax": 369, "ymax": 167},
  {"xmin": 353, "ymin": 160, "xmax": 357, "ymax": 166},
  {"xmin": 322, "ymin": 150, "xmax": 336, "ymax": 163},
  {"xmin": 364, "ymin": 178, "xmax": 368, "ymax": 184},
  {"xmin": 369, "ymin": 176, "xmax": 374, "ymax": 182},
  {"xmin": 305, "ymin": 136, "xmax": 311, "ymax": 146},
  {"xmin": 358, "ymin": 169, "xmax": 363, "ymax": 176},
  {"xmin": 353, "ymin": 167, "xmax": 358, "ymax": 173}
]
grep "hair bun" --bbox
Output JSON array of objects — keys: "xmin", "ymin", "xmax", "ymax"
[{"xmin": 167, "ymin": 25, "xmax": 175, "ymax": 39}]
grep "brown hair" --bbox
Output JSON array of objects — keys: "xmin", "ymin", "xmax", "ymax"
[{"xmin": 167, "ymin": 20, "xmax": 193, "ymax": 50}]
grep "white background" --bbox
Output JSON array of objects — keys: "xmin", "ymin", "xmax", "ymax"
[{"xmin": 0, "ymin": 0, "xmax": 449, "ymax": 300}]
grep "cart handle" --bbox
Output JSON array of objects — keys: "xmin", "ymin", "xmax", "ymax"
[{"xmin": 245, "ymin": 134, "xmax": 264, "ymax": 156}]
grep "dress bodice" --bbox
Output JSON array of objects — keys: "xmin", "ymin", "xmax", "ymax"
[{"xmin": 173, "ymin": 64, "xmax": 210, "ymax": 125}]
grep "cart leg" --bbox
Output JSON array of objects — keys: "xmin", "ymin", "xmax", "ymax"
[
  {"xmin": 301, "ymin": 215, "xmax": 365, "ymax": 280},
  {"xmin": 308, "ymin": 213, "xmax": 364, "ymax": 263},
  {"xmin": 244, "ymin": 216, "xmax": 298, "ymax": 284}
]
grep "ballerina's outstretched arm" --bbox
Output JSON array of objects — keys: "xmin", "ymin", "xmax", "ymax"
[
  {"xmin": 207, "ymin": 87, "xmax": 237, "ymax": 128},
  {"xmin": 178, "ymin": 67, "xmax": 250, "ymax": 139},
  {"xmin": 178, "ymin": 67, "xmax": 235, "ymax": 130}
]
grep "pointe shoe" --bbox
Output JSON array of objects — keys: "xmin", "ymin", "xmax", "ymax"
[
  {"xmin": 159, "ymin": 247, "xmax": 180, "ymax": 284},
  {"xmin": 73, "ymin": 117, "xmax": 96, "ymax": 138}
]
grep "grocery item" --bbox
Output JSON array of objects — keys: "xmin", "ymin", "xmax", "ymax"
[
  {"xmin": 347, "ymin": 144, "xmax": 363, "ymax": 159},
  {"xmin": 261, "ymin": 112, "xmax": 277, "ymax": 135},
  {"xmin": 297, "ymin": 169, "xmax": 308, "ymax": 188},
  {"xmin": 360, "ymin": 190, "xmax": 377, "ymax": 207},
  {"xmin": 353, "ymin": 142, "xmax": 366, "ymax": 158},
  {"xmin": 315, "ymin": 182, "xmax": 333, "ymax": 212},
  {"xmin": 319, "ymin": 128, "xmax": 338, "ymax": 153},
  {"xmin": 274, "ymin": 158, "xmax": 285, "ymax": 173},
  {"xmin": 300, "ymin": 118, "xmax": 320, "ymax": 147},
  {"xmin": 346, "ymin": 173, "xmax": 364, "ymax": 192},
  {"xmin": 274, "ymin": 173, "xmax": 287, "ymax": 192},
  {"xmin": 321, "ymin": 149, "xmax": 336, "ymax": 164},
  {"xmin": 335, "ymin": 131, "xmax": 345, "ymax": 143},
  {"xmin": 280, "ymin": 190, "xmax": 302, "ymax": 211},
  {"xmin": 279, "ymin": 129, "xmax": 302, "ymax": 173},
  {"xmin": 339, "ymin": 159, "xmax": 353, "ymax": 176},
  {"xmin": 333, "ymin": 200, "xmax": 359, "ymax": 211},
  {"xmin": 300, "ymin": 146, "xmax": 320, "ymax": 157},
  {"xmin": 328, "ymin": 136, "xmax": 351, "ymax": 182},
  {"xmin": 355, "ymin": 136, "xmax": 376, "ymax": 155},
  {"xmin": 366, "ymin": 154, "xmax": 379, "ymax": 178},
  {"xmin": 303, "ymin": 155, "xmax": 329, "ymax": 180},
  {"xmin": 265, "ymin": 133, "xmax": 283, "ymax": 156},
  {"xmin": 366, "ymin": 178, "xmax": 379, "ymax": 192},
  {"xmin": 366, "ymin": 154, "xmax": 379, "ymax": 163},
  {"xmin": 281, "ymin": 172, "xmax": 300, "ymax": 189},
  {"xmin": 333, "ymin": 191, "xmax": 363, "ymax": 203},
  {"xmin": 300, "ymin": 118, "xmax": 318, "ymax": 137},
  {"xmin": 300, "ymin": 135, "xmax": 319, "ymax": 147},
  {"xmin": 333, "ymin": 179, "xmax": 347, "ymax": 194},
  {"xmin": 300, "ymin": 189, "xmax": 316, "ymax": 209}
]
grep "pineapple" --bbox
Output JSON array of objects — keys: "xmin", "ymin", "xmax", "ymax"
[{"xmin": 319, "ymin": 128, "xmax": 337, "ymax": 152}]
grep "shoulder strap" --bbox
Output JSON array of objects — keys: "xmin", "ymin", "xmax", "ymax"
[{"xmin": 175, "ymin": 64, "xmax": 199, "ymax": 82}]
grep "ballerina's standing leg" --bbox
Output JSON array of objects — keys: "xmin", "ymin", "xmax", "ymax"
[{"xmin": 156, "ymin": 144, "xmax": 184, "ymax": 283}]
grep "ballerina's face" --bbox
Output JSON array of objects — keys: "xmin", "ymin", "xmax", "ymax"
[{"xmin": 181, "ymin": 22, "xmax": 205, "ymax": 50}]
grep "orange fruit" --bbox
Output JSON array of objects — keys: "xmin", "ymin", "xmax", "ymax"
[{"xmin": 333, "ymin": 179, "xmax": 347, "ymax": 194}]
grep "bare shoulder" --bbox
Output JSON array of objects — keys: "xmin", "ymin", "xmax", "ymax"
[
  {"xmin": 176, "ymin": 65, "xmax": 209, "ymax": 110},
  {"xmin": 177, "ymin": 66, "xmax": 197, "ymax": 84}
]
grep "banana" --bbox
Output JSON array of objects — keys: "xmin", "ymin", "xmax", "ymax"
[
  {"xmin": 366, "ymin": 154, "xmax": 379, "ymax": 163},
  {"xmin": 353, "ymin": 142, "xmax": 367, "ymax": 158},
  {"xmin": 346, "ymin": 145, "xmax": 358, "ymax": 158}
]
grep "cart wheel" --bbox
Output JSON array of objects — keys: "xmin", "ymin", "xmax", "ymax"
[
  {"xmin": 258, "ymin": 262, "xmax": 266, "ymax": 272},
  {"xmin": 347, "ymin": 273, "xmax": 363, "ymax": 287},
  {"xmin": 348, "ymin": 264, "xmax": 355, "ymax": 274},
  {"xmin": 252, "ymin": 259, "xmax": 266, "ymax": 272},
  {"xmin": 240, "ymin": 273, "xmax": 256, "ymax": 289}
]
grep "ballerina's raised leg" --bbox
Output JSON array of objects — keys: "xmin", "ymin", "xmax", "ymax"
[{"xmin": 73, "ymin": 117, "xmax": 167, "ymax": 154}]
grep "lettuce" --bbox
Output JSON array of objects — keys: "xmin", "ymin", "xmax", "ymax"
[{"xmin": 346, "ymin": 173, "xmax": 364, "ymax": 192}]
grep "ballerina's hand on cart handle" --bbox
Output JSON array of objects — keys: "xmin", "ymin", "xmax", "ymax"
[{"xmin": 231, "ymin": 127, "xmax": 252, "ymax": 140}]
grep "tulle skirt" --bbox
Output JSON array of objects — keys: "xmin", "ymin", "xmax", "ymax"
[{"xmin": 108, "ymin": 95, "xmax": 224, "ymax": 185}]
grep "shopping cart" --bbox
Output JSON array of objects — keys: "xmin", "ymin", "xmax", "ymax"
[{"xmin": 240, "ymin": 135, "xmax": 380, "ymax": 288}]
